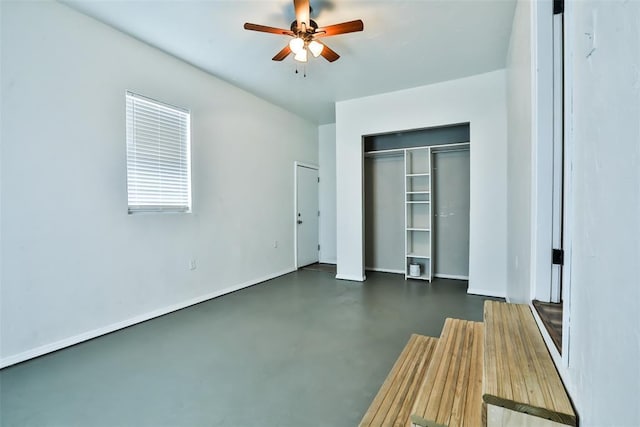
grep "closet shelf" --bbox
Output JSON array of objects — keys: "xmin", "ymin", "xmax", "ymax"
[
  {"xmin": 406, "ymin": 253, "xmax": 431, "ymax": 259},
  {"xmin": 405, "ymin": 146, "xmax": 433, "ymax": 282},
  {"xmin": 405, "ymin": 273, "xmax": 430, "ymax": 281}
]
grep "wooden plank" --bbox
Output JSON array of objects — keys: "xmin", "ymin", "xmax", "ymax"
[
  {"xmin": 461, "ymin": 322, "xmax": 484, "ymax": 426},
  {"xmin": 366, "ymin": 334, "xmax": 421, "ymax": 426},
  {"xmin": 359, "ymin": 334, "xmax": 438, "ymax": 427},
  {"xmin": 411, "ymin": 320, "xmax": 457, "ymax": 421},
  {"xmin": 493, "ymin": 303, "xmax": 513, "ymax": 401},
  {"xmin": 482, "ymin": 301, "xmax": 577, "ymax": 426},
  {"xmin": 508, "ymin": 304, "xmax": 551, "ymax": 409},
  {"xmin": 360, "ymin": 334, "xmax": 417, "ymax": 426},
  {"xmin": 431, "ymin": 320, "xmax": 465, "ymax": 423},
  {"xmin": 516, "ymin": 305, "xmax": 574, "ymax": 419},
  {"xmin": 382, "ymin": 337, "xmax": 431, "ymax": 425},
  {"xmin": 411, "ymin": 319, "xmax": 484, "ymax": 427},
  {"xmin": 393, "ymin": 338, "xmax": 437, "ymax": 427},
  {"xmin": 373, "ymin": 336, "xmax": 422, "ymax": 425},
  {"xmin": 416, "ymin": 319, "xmax": 459, "ymax": 421},
  {"xmin": 500, "ymin": 305, "xmax": 527, "ymax": 402},
  {"xmin": 482, "ymin": 303, "xmax": 498, "ymax": 411},
  {"xmin": 447, "ymin": 322, "xmax": 474, "ymax": 426}
]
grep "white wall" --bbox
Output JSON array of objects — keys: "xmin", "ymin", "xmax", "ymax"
[
  {"xmin": 506, "ymin": 1, "xmax": 640, "ymax": 424},
  {"xmin": 562, "ymin": 2, "xmax": 640, "ymax": 425},
  {"xmin": 505, "ymin": 0, "xmax": 534, "ymax": 303},
  {"xmin": 335, "ymin": 70, "xmax": 508, "ymax": 296},
  {"xmin": 0, "ymin": 1, "xmax": 318, "ymax": 366},
  {"xmin": 318, "ymin": 123, "xmax": 336, "ymax": 264}
]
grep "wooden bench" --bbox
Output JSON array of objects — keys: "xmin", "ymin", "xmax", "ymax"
[
  {"xmin": 483, "ymin": 301, "xmax": 576, "ymax": 426},
  {"xmin": 359, "ymin": 334, "xmax": 439, "ymax": 427},
  {"xmin": 410, "ymin": 318, "xmax": 484, "ymax": 427}
]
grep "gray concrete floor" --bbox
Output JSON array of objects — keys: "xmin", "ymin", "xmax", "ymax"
[{"xmin": 0, "ymin": 271, "xmax": 496, "ymax": 427}]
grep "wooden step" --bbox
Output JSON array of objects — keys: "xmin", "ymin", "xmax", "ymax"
[
  {"xmin": 359, "ymin": 334, "xmax": 439, "ymax": 427},
  {"xmin": 410, "ymin": 318, "xmax": 484, "ymax": 427},
  {"xmin": 483, "ymin": 301, "xmax": 576, "ymax": 426}
]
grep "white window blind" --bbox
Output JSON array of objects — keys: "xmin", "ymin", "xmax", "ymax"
[{"xmin": 126, "ymin": 91, "xmax": 191, "ymax": 213}]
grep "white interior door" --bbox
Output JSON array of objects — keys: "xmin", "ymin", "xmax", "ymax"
[{"xmin": 296, "ymin": 164, "xmax": 319, "ymax": 268}]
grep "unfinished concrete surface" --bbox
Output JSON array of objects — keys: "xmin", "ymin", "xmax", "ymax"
[{"xmin": 0, "ymin": 271, "xmax": 496, "ymax": 426}]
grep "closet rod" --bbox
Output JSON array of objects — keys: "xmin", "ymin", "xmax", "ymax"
[
  {"xmin": 430, "ymin": 142, "xmax": 470, "ymax": 150},
  {"xmin": 364, "ymin": 142, "xmax": 470, "ymax": 157},
  {"xmin": 364, "ymin": 148, "xmax": 405, "ymax": 157},
  {"xmin": 432, "ymin": 148, "xmax": 470, "ymax": 154}
]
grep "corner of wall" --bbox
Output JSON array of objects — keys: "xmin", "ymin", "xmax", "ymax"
[{"xmin": 318, "ymin": 123, "xmax": 337, "ymax": 265}]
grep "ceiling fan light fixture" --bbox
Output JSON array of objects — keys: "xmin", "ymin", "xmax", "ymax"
[
  {"xmin": 244, "ymin": 0, "xmax": 364, "ymax": 64},
  {"xmin": 294, "ymin": 48, "xmax": 308, "ymax": 62},
  {"xmin": 289, "ymin": 37, "xmax": 305, "ymax": 54},
  {"xmin": 308, "ymin": 40, "xmax": 324, "ymax": 57}
]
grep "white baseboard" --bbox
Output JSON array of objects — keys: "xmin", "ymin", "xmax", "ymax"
[
  {"xmin": 335, "ymin": 273, "xmax": 366, "ymax": 282},
  {"xmin": 0, "ymin": 267, "xmax": 296, "ymax": 369},
  {"xmin": 434, "ymin": 273, "xmax": 469, "ymax": 280},
  {"xmin": 318, "ymin": 257, "xmax": 336, "ymax": 265},
  {"xmin": 467, "ymin": 288, "xmax": 506, "ymax": 299},
  {"xmin": 365, "ymin": 267, "xmax": 404, "ymax": 274}
]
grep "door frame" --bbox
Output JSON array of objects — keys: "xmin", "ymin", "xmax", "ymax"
[
  {"xmin": 530, "ymin": 0, "xmax": 555, "ymax": 304},
  {"xmin": 294, "ymin": 161, "xmax": 319, "ymax": 268},
  {"xmin": 529, "ymin": 0, "xmax": 574, "ymax": 371}
]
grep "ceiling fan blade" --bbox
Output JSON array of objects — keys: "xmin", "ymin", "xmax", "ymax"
[
  {"xmin": 319, "ymin": 43, "xmax": 340, "ymax": 62},
  {"xmin": 272, "ymin": 45, "xmax": 292, "ymax": 61},
  {"xmin": 316, "ymin": 20, "xmax": 364, "ymax": 37},
  {"xmin": 244, "ymin": 23, "xmax": 294, "ymax": 36},
  {"xmin": 293, "ymin": 0, "xmax": 310, "ymax": 31}
]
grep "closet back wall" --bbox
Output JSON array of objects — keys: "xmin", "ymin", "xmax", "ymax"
[{"xmin": 364, "ymin": 154, "xmax": 405, "ymax": 273}]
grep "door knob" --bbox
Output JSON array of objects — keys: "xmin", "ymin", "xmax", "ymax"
[{"xmin": 297, "ymin": 220, "xmax": 303, "ymax": 224}]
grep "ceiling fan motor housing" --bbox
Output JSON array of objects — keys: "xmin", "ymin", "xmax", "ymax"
[{"xmin": 290, "ymin": 19, "xmax": 319, "ymax": 38}]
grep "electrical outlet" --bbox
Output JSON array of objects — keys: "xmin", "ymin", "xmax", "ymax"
[
  {"xmin": 273, "ymin": 240, "xmax": 278, "ymax": 248},
  {"xmin": 189, "ymin": 259, "xmax": 197, "ymax": 270}
]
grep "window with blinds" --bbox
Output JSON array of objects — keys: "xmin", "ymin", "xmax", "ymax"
[{"xmin": 126, "ymin": 91, "xmax": 191, "ymax": 213}]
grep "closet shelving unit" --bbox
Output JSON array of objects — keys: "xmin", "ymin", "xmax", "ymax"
[
  {"xmin": 365, "ymin": 139, "xmax": 470, "ymax": 282},
  {"xmin": 404, "ymin": 147, "xmax": 433, "ymax": 281}
]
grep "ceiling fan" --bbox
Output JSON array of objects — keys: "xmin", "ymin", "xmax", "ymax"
[{"xmin": 243, "ymin": 0, "xmax": 364, "ymax": 63}]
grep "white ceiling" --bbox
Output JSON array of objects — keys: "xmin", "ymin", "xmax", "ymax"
[{"xmin": 63, "ymin": 0, "xmax": 516, "ymax": 125}]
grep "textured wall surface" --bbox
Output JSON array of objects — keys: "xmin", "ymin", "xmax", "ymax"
[
  {"xmin": 0, "ymin": 1, "xmax": 317, "ymax": 365},
  {"xmin": 563, "ymin": 2, "xmax": 640, "ymax": 425}
]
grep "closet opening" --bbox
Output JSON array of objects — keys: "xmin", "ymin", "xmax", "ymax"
[{"xmin": 363, "ymin": 123, "xmax": 470, "ymax": 284}]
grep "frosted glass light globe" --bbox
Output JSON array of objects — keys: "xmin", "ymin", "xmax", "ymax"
[
  {"xmin": 289, "ymin": 37, "xmax": 305, "ymax": 54},
  {"xmin": 308, "ymin": 40, "xmax": 324, "ymax": 58},
  {"xmin": 294, "ymin": 48, "xmax": 308, "ymax": 62}
]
